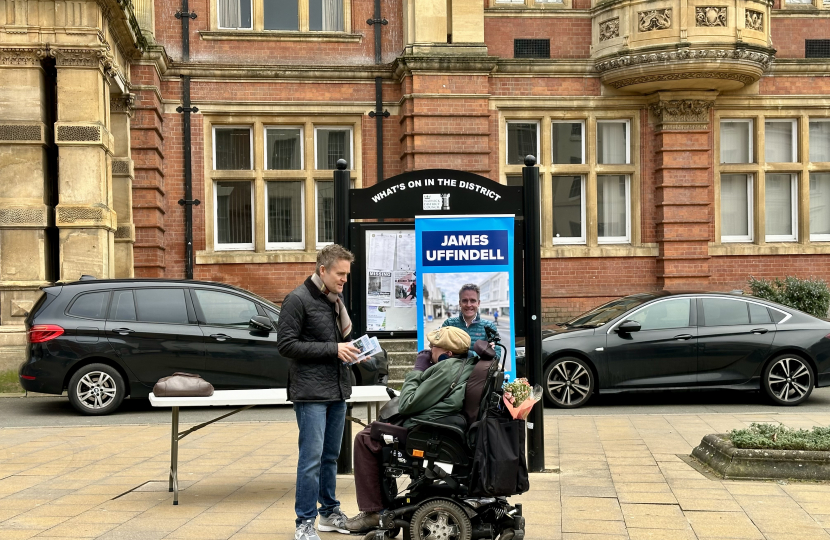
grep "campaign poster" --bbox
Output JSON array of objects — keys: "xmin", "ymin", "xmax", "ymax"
[{"xmin": 416, "ymin": 215, "xmax": 516, "ymax": 379}]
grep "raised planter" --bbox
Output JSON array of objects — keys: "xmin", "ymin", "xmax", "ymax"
[{"xmin": 692, "ymin": 434, "xmax": 830, "ymax": 481}]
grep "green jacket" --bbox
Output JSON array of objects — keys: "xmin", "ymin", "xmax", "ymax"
[{"xmin": 398, "ymin": 355, "xmax": 475, "ymax": 429}]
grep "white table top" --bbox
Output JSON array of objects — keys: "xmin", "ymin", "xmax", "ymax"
[{"xmin": 149, "ymin": 385, "xmax": 392, "ymax": 408}]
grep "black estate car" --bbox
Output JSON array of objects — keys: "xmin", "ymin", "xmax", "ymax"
[
  {"xmin": 20, "ymin": 278, "xmax": 387, "ymax": 415},
  {"xmin": 526, "ymin": 292, "xmax": 830, "ymax": 408}
]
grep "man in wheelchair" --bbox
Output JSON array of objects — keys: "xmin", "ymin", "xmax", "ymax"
[{"xmin": 346, "ymin": 326, "xmax": 528, "ymax": 540}]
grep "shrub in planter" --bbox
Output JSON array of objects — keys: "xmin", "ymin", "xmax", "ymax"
[
  {"xmin": 730, "ymin": 422, "xmax": 830, "ymax": 451},
  {"xmin": 747, "ymin": 275, "xmax": 830, "ymax": 319}
]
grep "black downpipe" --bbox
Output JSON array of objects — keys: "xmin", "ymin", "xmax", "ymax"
[
  {"xmin": 334, "ymin": 159, "xmax": 353, "ymax": 475},
  {"xmin": 176, "ymin": 0, "xmax": 199, "ymax": 278},
  {"xmin": 522, "ymin": 156, "xmax": 545, "ymax": 473},
  {"xmin": 367, "ymin": 0, "xmax": 388, "ymax": 182}
]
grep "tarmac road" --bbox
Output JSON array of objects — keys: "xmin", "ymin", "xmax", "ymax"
[{"xmin": 4, "ymin": 385, "xmax": 830, "ymax": 427}]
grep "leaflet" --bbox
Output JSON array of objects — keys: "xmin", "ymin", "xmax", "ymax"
[{"xmin": 349, "ymin": 334, "xmax": 382, "ymax": 362}]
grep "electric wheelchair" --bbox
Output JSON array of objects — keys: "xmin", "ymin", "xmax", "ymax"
[{"xmin": 363, "ymin": 335, "xmax": 528, "ymax": 540}]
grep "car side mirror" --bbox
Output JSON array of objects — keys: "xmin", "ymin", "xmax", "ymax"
[
  {"xmin": 249, "ymin": 315, "xmax": 273, "ymax": 332},
  {"xmin": 617, "ymin": 320, "xmax": 641, "ymax": 334}
]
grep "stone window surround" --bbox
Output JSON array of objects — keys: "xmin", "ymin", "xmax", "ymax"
[
  {"xmin": 500, "ymin": 111, "xmax": 645, "ymax": 259},
  {"xmin": 713, "ymin": 111, "xmax": 830, "ymax": 255},
  {"xmin": 487, "ymin": 0, "xmax": 572, "ymax": 11},
  {"xmin": 206, "ymin": 0, "xmax": 355, "ymax": 37},
  {"xmin": 202, "ymin": 116, "xmax": 361, "ymax": 265}
]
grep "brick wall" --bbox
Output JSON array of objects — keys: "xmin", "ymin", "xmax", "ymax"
[
  {"xmin": 193, "ymin": 262, "xmax": 315, "ymax": 303},
  {"xmin": 760, "ymin": 76, "xmax": 830, "ymax": 95},
  {"xmin": 770, "ymin": 17, "xmax": 830, "ymax": 58},
  {"xmin": 710, "ymin": 255, "xmax": 830, "ymax": 292},
  {"xmin": 484, "ymin": 17, "xmax": 591, "ymax": 59}
]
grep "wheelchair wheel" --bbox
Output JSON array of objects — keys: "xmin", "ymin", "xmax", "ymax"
[{"xmin": 410, "ymin": 499, "xmax": 472, "ymax": 540}]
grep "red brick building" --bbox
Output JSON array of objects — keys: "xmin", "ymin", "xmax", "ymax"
[{"xmin": 127, "ymin": 0, "xmax": 830, "ymax": 319}]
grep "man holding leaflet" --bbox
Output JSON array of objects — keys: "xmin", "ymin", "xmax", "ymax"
[{"xmin": 277, "ymin": 244, "xmax": 362, "ymax": 540}]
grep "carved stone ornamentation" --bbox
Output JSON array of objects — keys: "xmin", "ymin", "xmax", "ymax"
[
  {"xmin": 0, "ymin": 48, "xmax": 49, "ymax": 66},
  {"xmin": 110, "ymin": 94, "xmax": 136, "ymax": 115},
  {"xmin": 696, "ymin": 7, "xmax": 727, "ymax": 27},
  {"xmin": 745, "ymin": 10, "xmax": 763, "ymax": 32},
  {"xmin": 649, "ymin": 99, "xmax": 715, "ymax": 129},
  {"xmin": 0, "ymin": 208, "xmax": 45, "ymax": 225},
  {"xmin": 57, "ymin": 125, "xmax": 101, "ymax": 142},
  {"xmin": 599, "ymin": 18, "xmax": 620, "ymax": 42},
  {"xmin": 0, "ymin": 125, "xmax": 42, "ymax": 141},
  {"xmin": 112, "ymin": 160, "xmax": 131, "ymax": 175},
  {"xmin": 114, "ymin": 225, "xmax": 133, "ymax": 239},
  {"xmin": 594, "ymin": 46, "xmax": 774, "ymax": 73},
  {"xmin": 57, "ymin": 207, "xmax": 104, "ymax": 223},
  {"xmin": 638, "ymin": 9, "xmax": 672, "ymax": 32},
  {"xmin": 610, "ymin": 71, "xmax": 754, "ymax": 89},
  {"xmin": 50, "ymin": 47, "xmax": 119, "ymax": 77}
]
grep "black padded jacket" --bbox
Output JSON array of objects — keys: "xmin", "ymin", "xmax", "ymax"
[{"xmin": 276, "ymin": 277, "xmax": 352, "ymax": 402}]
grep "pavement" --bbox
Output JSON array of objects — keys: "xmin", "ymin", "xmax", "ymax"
[{"xmin": 4, "ymin": 408, "xmax": 830, "ymax": 539}]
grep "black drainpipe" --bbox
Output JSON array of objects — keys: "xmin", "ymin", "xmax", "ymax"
[
  {"xmin": 367, "ymin": 0, "xmax": 388, "ymax": 183},
  {"xmin": 176, "ymin": 0, "xmax": 199, "ymax": 278}
]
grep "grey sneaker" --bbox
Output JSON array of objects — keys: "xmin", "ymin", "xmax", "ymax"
[
  {"xmin": 318, "ymin": 508, "xmax": 350, "ymax": 534},
  {"xmin": 295, "ymin": 520, "xmax": 321, "ymax": 540},
  {"xmin": 345, "ymin": 511, "xmax": 381, "ymax": 534}
]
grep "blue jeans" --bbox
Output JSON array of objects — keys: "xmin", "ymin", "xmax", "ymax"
[{"xmin": 293, "ymin": 400, "xmax": 347, "ymax": 526}]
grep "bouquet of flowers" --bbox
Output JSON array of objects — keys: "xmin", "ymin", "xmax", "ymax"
[{"xmin": 502, "ymin": 377, "xmax": 543, "ymax": 420}]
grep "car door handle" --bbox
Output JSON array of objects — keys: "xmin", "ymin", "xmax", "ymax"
[
  {"xmin": 210, "ymin": 334, "xmax": 231, "ymax": 342},
  {"xmin": 674, "ymin": 334, "xmax": 693, "ymax": 341},
  {"xmin": 111, "ymin": 328, "xmax": 134, "ymax": 335},
  {"xmin": 751, "ymin": 328, "xmax": 769, "ymax": 334}
]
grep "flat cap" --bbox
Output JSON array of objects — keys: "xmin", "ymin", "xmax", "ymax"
[{"xmin": 427, "ymin": 326, "xmax": 471, "ymax": 355}]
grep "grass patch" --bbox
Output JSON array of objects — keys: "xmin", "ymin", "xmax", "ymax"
[
  {"xmin": 0, "ymin": 369, "xmax": 23, "ymax": 394},
  {"xmin": 730, "ymin": 422, "xmax": 830, "ymax": 451}
]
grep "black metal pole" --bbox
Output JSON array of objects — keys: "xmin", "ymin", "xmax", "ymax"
[
  {"xmin": 374, "ymin": 77, "xmax": 384, "ymax": 183},
  {"xmin": 176, "ymin": 0, "xmax": 198, "ymax": 278},
  {"xmin": 522, "ymin": 155, "xmax": 545, "ymax": 473},
  {"xmin": 334, "ymin": 159, "xmax": 354, "ymax": 474}
]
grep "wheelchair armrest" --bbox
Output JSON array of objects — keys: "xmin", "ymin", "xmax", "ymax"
[{"xmin": 408, "ymin": 418, "xmax": 466, "ymax": 440}]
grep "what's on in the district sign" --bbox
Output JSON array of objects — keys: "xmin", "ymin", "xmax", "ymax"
[{"xmin": 416, "ymin": 215, "xmax": 516, "ymax": 379}]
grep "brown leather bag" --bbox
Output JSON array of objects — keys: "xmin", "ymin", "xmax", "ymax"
[{"xmin": 153, "ymin": 372, "xmax": 214, "ymax": 397}]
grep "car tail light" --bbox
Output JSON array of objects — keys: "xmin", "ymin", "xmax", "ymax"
[
  {"xmin": 20, "ymin": 375, "xmax": 36, "ymax": 380},
  {"xmin": 28, "ymin": 324, "xmax": 64, "ymax": 343}
]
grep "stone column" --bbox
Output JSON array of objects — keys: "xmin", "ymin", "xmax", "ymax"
[
  {"xmin": 0, "ymin": 47, "xmax": 53, "ymax": 377},
  {"xmin": 52, "ymin": 48, "xmax": 117, "ymax": 281},
  {"xmin": 110, "ymin": 94, "xmax": 135, "ymax": 277},
  {"xmin": 648, "ymin": 91, "xmax": 717, "ymax": 291}
]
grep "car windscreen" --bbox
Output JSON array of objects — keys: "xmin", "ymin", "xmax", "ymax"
[{"xmin": 564, "ymin": 294, "xmax": 656, "ymax": 328}]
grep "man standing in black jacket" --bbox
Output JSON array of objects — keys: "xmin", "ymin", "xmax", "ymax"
[{"xmin": 277, "ymin": 244, "xmax": 361, "ymax": 540}]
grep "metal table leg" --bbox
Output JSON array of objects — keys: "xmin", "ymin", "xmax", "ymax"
[
  {"xmin": 337, "ymin": 402, "xmax": 354, "ymax": 474},
  {"xmin": 169, "ymin": 406, "xmax": 179, "ymax": 505}
]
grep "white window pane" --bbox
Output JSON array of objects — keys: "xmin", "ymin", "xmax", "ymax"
[
  {"xmin": 216, "ymin": 182, "xmax": 253, "ymax": 245},
  {"xmin": 721, "ymin": 174, "xmax": 750, "ymax": 238},
  {"xmin": 765, "ymin": 121, "xmax": 795, "ymax": 163},
  {"xmin": 215, "ymin": 128, "xmax": 251, "ymax": 170},
  {"xmin": 597, "ymin": 122, "xmax": 628, "ymax": 164},
  {"xmin": 316, "ymin": 129, "xmax": 351, "ymax": 169},
  {"xmin": 597, "ymin": 175, "xmax": 628, "ymax": 238},
  {"xmin": 552, "ymin": 122, "xmax": 583, "ymax": 164},
  {"xmin": 267, "ymin": 182, "xmax": 303, "ymax": 243},
  {"xmin": 810, "ymin": 121, "xmax": 830, "ymax": 162},
  {"xmin": 310, "ymin": 0, "xmax": 343, "ymax": 30},
  {"xmin": 266, "ymin": 128, "xmax": 302, "ymax": 170},
  {"xmin": 317, "ymin": 181, "xmax": 334, "ymax": 243},
  {"xmin": 721, "ymin": 121, "xmax": 751, "ymax": 163},
  {"xmin": 811, "ymin": 173, "xmax": 830, "ymax": 236},
  {"xmin": 552, "ymin": 176, "xmax": 583, "ymax": 240},
  {"xmin": 765, "ymin": 174, "xmax": 794, "ymax": 238},
  {"xmin": 264, "ymin": 0, "xmax": 298, "ymax": 30},
  {"xmin": 507, "ymin": 123, "xmax": 538, "ymax": 165},
  {"xmin": 218, "ymin": 0, "xmax": 251, "ymax": 28}
]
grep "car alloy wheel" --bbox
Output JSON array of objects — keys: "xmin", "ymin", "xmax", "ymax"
[
  {"xmin": 764, "ymin": 355, "xmax": 814, "ymax": 406},
  {"xmin": 410, "ymin": 499, "xmax": 471, "ymax": 540},
  {"xmin": 68, "ymin": 363, "xmax": 125, "ymax": 415},
  {"xmin": 544, "ymin": 357, "xmax": 594, "ymax": 408}
]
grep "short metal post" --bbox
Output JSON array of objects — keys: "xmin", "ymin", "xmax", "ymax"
[{"xmin": 170, "ymin": 406, "xmax": 180, "ymax": 504}]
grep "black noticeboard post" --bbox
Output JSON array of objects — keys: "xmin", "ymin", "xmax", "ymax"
[{"xmin": 335, "ymin": 160, "xmax": 545, "ymax": 474}]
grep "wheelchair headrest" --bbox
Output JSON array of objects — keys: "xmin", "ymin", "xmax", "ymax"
[{"xmin": 463, "ymin": 356, "xmax": 496, "ymax": 426}]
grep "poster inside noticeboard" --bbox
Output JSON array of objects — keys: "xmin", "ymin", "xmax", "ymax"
[{"xmin": 365, "ymin": 229, "xmax": 417, "ymax": 332}]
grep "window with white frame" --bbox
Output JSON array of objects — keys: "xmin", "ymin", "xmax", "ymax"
[
  {"xmin": 721, "ymin": 120, "xmax": 753, "ymax": 164},
  {"xmin": 218, "ymin": 0, "xmax": 344, "ymax": 31},
  {"xmin": 266, "ymin": 181, "xmax": 304, "ymax": 249},
  {"xmin": 597, "ymin": 175, "xmax": 630, "ymax": 243},
  {"xmin": 315, "ymin": 127, "xmax": 353, "ymax": 170},
  {"xmin": 266, "ymin": 127, "xmax": 303, "ymax": 170},
  {"xmin": 720, "ymin": 174, "xmax": 753, "ymax": 242},
  {"xmin": 215, "ymin": 181, "xmax": 254, "ymax": 249},
  {"xmin": 810, "ymin": 173, "xmax": 830, "ymax": 241},
  {"xmin": 214, "ymin": 127, "xmax": 253, "ymax": 170},
  {"xmin": 765, "ymin": 174, "xmax": 798, "ymax": 242},
  {"xmin": 316, "ymin": 180, "xmax": 334, "ymax": 246},
  {"xmin": 551, "ymin": 175, "xmax": 585, "ymax": 243},
  {"xmin": 552, "ymin": 121, "xmax": 584, "ymax": 164},
  {"xmin": 765, "ymin": 119, "xmax": 797, "ymax": 163},
  {"xmin": 597, "ymin": 120, "xmax": 630, "ymax": 165},
  {"xmin": 810, "ymin": 120, "xmax": 830, "ymax": 163},
  {"xmin": 506, "ymin": 121, "xmax": 539, "ymax": 165}
]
